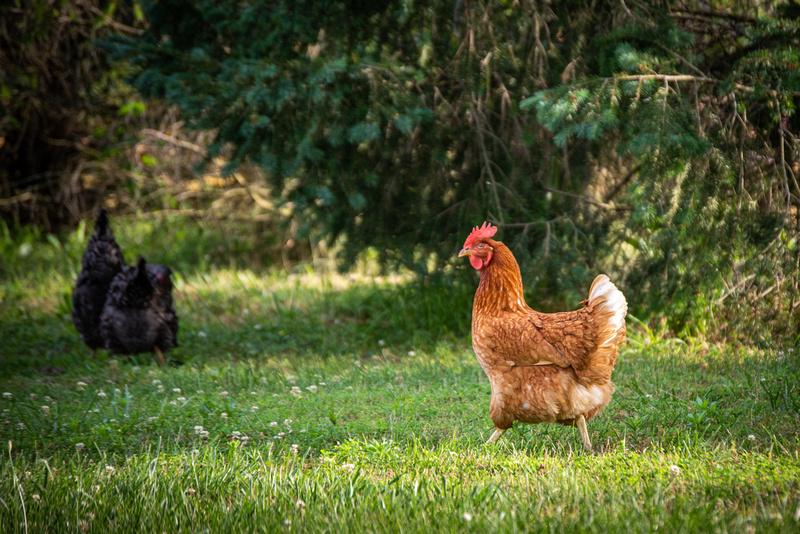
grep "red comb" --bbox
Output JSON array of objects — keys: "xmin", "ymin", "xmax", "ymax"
[{"xmin": 463, "ymin": 221, "xmax": 497, "ymax": 248}]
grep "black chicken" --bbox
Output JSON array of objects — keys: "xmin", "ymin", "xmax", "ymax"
[
  {"xmin": 100, "ymin": 257, "xmax": 178, "ymax": 365},
  {"xmin": 72, "ymin": 209, "xmax": 125, "ymax": 352}
]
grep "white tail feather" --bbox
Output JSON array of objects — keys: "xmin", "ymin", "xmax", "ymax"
[{"xmin": 588, "ymin": 275, "xmax": 628, "ymax": 346}]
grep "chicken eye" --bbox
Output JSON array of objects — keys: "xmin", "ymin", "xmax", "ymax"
[{"xmin": 477, "ymin": 243, "xmax": 485, "ymax": 248}]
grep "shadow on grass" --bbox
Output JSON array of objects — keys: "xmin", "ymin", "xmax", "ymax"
[{"xmin": 0, "ymin": 275, "xmax": 475, "ymax": 374}]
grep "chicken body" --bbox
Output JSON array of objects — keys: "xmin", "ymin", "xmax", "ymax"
[
  {"xmin": 100, "ymin": 258, "xmax": 178, "ymax": 365},
  {"xmin": 462, "ymin": 233, "xmax": 626, "ymax": 449},
  {"xmin": 72, "ymin": 210, "xmax": 125, "ymax": 351}
]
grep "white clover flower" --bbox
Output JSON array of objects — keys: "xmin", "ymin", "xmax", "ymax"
[
  {"xmin": 199, "ymin": 430, "xmax": 209, "ymax": 439},
  {"xmin": 220, "ymin": 412, "xmax": 228, "ymax": 419},
  {"xmin": 283, "ymin": 519, "xmax": 292, "ymax": 526},
  {"xmin": 250, "ymin": 391, "xmax": 257, "ymax": 396},
  {"xmin": 378, "ymin": 339, "xmax": 385, "ymax": 346},
  {"xmin": 254, "ymin": 324, "xmax": 262, "ymax": 330},
  {"xmin": 75, "ymin": 442, "xmax": 85, "ymax": 451},
  {"xmin": 270, "ymin": 421, "xmax": 278, "ymax": 427},
  {"xmin": 151, "ymin": 379, "xmax": 161, "ymax": 386},
  {"xmin": 194, "ymin": 425, "xmax": 205, "ymax": 434},
  {"xmin": 76, "ymin": 381, "xmax": 88, "ymax": 390},
  {"xmin": 250, "ymin": 405, "xmax": 258, "ymax": 412},
  {"xmin": 669, "ymin": 465, "xmax": 681, "ymax": 476},
  {"xmin": 342, "ymin": 463, "xmax": 356, "ymax": 472},
  {"xmin": 318, "ymin": 382, "xmax": 327, "ymax": 386},
  {"xmin": 172, "ymin": 388, "xmax": 181, "ymax": 394},
  {"xmin": 29, "ymin": 393, "xmax": 37, "ymax": 400},
  {"xmin": 747, "ymin": 434, "xmax": 756, "ymax": 441},
  {"xmin": 176, "ymin": 396, "xmax": 187, "ymax": 403},
  {"xmin": 169, "ymin": 400, "xmax": 178, "ymax": 406},
  {"xmin": 41, "ymin": 405, "xmax": 50, "ymax": 415},
  {"xmin": 16, "ymin": 422, "xmax": 25, "ymax": 430},
  {"xmin": 147, "ymin": 416, "xmax": 158, "ymax": 422},
  {"xmin": 31, "ymin": 494, "xmax": 40, "ymax": 502},
  {"xmin": 198, "ymin": 331, "xmax": 208, "ymax": 338},
  {"xmin": 291, "ymin": 443, "xmax": 299, "ymax": 455},
  {"xmin": 463, "ymin": 512, "xmax": 473, "ymax": 522},
  {"xmin": 44, "ymin": 395, "xmax": 53, "ymax": 402},
  {"xmin": 290, "ymin": 386, "xmax": 302, "ymax": 397},
  {"xmin": 97, "ymin": 390, "xmax": 107, "ymax": 398},
  {"xmin": 220, "ymin": 390, "xmax": 229, "ymax": 398},
  {"xmin": 407, "ymin": 351, "xmax": 416, "ymax": 357},
  {"xmin": 283, "ymin": 418, "xmax": 293, "ymax": 426},
  {"xmin": 306, "ymin": 385, "xmax": 318, "ymax": 393},
  {"xmin": 2, "ymin": 392, "xmax": 12, "ymax": 399},
  {"xmin": 105, "ymin": 465, "xmax": 115, "ymax": 474},
  {"xmin": 296, "ymin": 498, "xmax": 305, "ymax": 509}
]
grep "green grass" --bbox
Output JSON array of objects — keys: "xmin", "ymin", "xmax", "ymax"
[{"xmin": 1, "ymin": 216, "xmax": 799, "ymax": 532}]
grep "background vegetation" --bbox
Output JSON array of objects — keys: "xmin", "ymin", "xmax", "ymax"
[{"xmin": 3, "ymin": 0, "xmax": 799, "ymax": 341}]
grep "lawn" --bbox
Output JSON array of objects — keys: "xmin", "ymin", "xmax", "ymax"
[{"xmin": 1, "ymin": 217, "xmax": 799, "ymax": 533}]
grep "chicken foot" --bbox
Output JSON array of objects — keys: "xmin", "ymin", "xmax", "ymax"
[
  {"xmin": 486, "ymin": 428, "xmax": 506, "ymax": 444},
  {"xmin": 576, "ymin": 415, "xmax": 592, "ymax": 451}
]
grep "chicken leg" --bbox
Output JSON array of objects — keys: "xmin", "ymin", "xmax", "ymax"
[
  {"xmin": 153, "ymin": 347, "xmax": 166, "ymax": 367},
  {"xmin": 576, "ymin": 415, "xmax": 592, "ymax": 451},
  {"xmin": 486, "ymin": 428, "xmax": 506, "ymax": 444}
]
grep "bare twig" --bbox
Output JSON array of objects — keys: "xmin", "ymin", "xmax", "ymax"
[
  {"xmin": 141, "ymin": 129, "xmax": 205, "ymax": 154},
  {"xmin": 603, "ymin": 164, "xmax": 643, "ymax": 203},
  {"xmin": 615, "ymin": 74, "xmax": 716, "ymax": 84},
  {"xmin": 543, "ymin": 185, "xmax": 629, "ymax": 211},
  {"xmin": 87, "ymin": 5, "xmax": 144, "ymax": 35}
]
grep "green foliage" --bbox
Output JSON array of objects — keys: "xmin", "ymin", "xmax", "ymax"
[
  {"xmin": 0, "ymin": 1, "xmax": 145, "ymax": 227},
  {"xmin": 522, "ymin": 4, "xmax": 800, "ymax": 339},
  {"xmin": 110, "ymin": 1, "xmax": 456, "ymax": 264},
  {"xmin": 110, "ymin": 1, "xmax": 800, "ymax": 340}
]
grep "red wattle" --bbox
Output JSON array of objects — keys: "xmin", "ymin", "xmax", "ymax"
[{"xmin": 470, "ymin": 256, "xmax": 484, "ymax": 270}]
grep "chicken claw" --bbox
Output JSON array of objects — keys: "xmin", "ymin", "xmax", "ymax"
[{"xmin": 486, "ymin": 428, "xmax": 506, "ymax": 444}]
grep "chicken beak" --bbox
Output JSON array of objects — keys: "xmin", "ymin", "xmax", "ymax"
[{"xmin": 458, "ymin": 248, "xmax": 471, "ymax": 258}]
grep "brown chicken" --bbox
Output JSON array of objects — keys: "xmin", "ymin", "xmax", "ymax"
[{"xmin": 459, "ymin": 222, "xmax": 627, "ymax": 450}]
